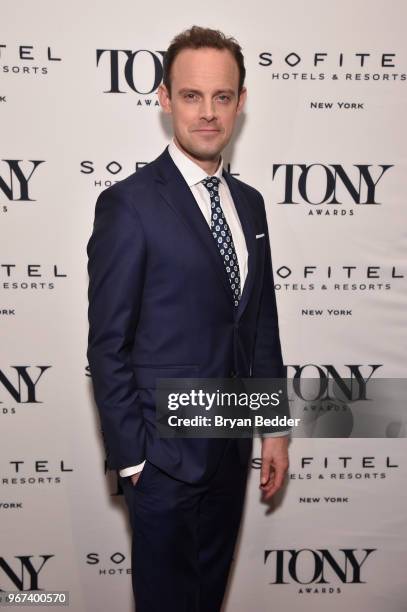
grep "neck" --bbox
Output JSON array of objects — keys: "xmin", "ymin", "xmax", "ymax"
[{"xmin": 173, "ymin": 137, "xmax": 221, "ymax": 176}]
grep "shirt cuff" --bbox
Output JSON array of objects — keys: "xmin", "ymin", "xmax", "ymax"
[
  {"xmin": 119, "ymin": 460, "xmax": 146, "ymax": 477},
  {"xmin": 260, "ymin": 429, "xmax": 291, "ymax": 438}
]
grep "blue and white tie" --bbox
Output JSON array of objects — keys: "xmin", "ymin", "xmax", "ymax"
[{"xmin": 201, "ymin": 176, "xmax": 241, "ymax": 307}]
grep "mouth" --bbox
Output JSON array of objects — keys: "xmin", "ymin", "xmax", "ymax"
[{"xmin": 193, "ymin": 128, "xmax": 221, "ymax": 134}]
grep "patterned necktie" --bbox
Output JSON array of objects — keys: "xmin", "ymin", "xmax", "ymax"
[{"xmin": 201, "ymin": 176, "xmax": 241, "ymax": 307}]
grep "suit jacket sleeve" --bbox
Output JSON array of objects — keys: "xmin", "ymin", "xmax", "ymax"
[
  {"xmin": 252, "ymin": 194, "xmax": 285, "ymax": 379},
  {"xmin": 252, "ymin": 194, "xmax": 291, "ymax": 435},
  {"xmin": 86, "ymin": 186, "xmax": 147, "ymax": 470}
]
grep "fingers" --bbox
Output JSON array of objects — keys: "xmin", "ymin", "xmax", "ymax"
[
  {"xmin": 259, "ymin": 460, "xmax": 288, "ymax": 500},
  {"xmin": 260, "ymin": 460, "xmax": 270, "ymax": 487},
  {"xmin": 130, "ymin": 472, "xmax": 141, "ymax": 487}
]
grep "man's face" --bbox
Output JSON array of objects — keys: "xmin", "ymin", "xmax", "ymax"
[{"xmin": 158, "ymin": 47, "xmax": 246, "ymax": 164}]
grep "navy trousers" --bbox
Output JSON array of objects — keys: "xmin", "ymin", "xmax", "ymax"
[{"xmin": 121, "ymin": 439, "xmax": 250, "ymax": 612}]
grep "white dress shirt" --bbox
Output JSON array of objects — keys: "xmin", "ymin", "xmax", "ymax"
[{"xmin": 119, "ymin": 140, "xmax": 288, "ymax": 479}]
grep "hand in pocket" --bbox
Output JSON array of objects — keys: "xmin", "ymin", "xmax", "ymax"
[{"xmin": 130, "ymin": 471, "xmax": 142, "ymax": 487}]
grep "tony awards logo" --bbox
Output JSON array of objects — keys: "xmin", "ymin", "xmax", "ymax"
[
  {"xmin": 96, "ymin": 49, "xmax": 165, "ymax": 103},
  {"xmin": 272, "ymin": 163, "xmax": 393, "ymax": 215},
  {"xmin": 0, "ymin": 160, "xmax": 45, "ymax": 208}
]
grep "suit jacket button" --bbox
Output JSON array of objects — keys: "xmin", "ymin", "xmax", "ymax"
[{"xmin": 230, "ymin": 370, "xmax": 236, "ymax": 377}]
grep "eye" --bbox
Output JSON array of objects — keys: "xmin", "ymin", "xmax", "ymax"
[
  {"xmin": 217, "ymin": 94, "xmax": 232, "ymax": 103},
  {"xmin": 184, "ymin": 92, "xmax": 198, "ymax": 101}
]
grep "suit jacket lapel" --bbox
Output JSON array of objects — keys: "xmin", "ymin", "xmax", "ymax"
[
  {"xmin": 153, "ymin": 148, "xmax": 257, "ymax": 317},
  {"xmin": 154, "ymin": 148, "xmax": 234, "ymax": 304}
]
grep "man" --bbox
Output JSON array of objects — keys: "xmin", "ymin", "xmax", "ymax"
[{"xmin": 87, "ymin": 26, "xmax": 289, "ymax": 612}]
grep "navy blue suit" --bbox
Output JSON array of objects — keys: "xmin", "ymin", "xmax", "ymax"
[{"xmin": 87, "ymin": 146, "xmax": 285, "ymax": 611}]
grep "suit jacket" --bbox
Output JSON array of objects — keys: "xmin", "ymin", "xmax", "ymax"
[{"xmin": 86, "ymin": 146, "xmax": 285, "ymax": 484}]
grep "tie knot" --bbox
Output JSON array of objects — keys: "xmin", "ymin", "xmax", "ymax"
[{"xmin": 202, "ymin": 176, "xmax": 220, "ymax": 191}]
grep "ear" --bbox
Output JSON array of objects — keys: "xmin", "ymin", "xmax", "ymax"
[
  {"xmin": 236, "ymin": 86, "xmax": 247, "ymax": 115},
  {"xmin": 158, "ymin": 84, "xmax": 172, "ymax": 114}
]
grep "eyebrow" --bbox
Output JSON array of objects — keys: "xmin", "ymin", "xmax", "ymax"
[{"xmin": 178, "ymin": 88, "xmax": 236, "ymax": 97}]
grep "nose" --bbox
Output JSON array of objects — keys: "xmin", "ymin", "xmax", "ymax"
[{"xmin": 199, "ymin": 96, "xmax": 216, "ymax": 121}]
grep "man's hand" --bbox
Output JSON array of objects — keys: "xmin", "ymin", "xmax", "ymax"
[
  {"xmin": 259, "ymin": 436, "xmax": 289, "ymax": 500},
  {"xmin": 130, "ymin": 471, "xmax": 142, "ymax": 487}
]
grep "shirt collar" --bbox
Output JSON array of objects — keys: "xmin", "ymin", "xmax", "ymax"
[{"xmin": 168, "ymin": 138, "xmax": 224, "ymax": 187}]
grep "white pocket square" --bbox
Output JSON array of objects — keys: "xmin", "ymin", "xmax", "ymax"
[{"xmin": 255, "ymin": 233, "xmax": 265, "ymax": 239}]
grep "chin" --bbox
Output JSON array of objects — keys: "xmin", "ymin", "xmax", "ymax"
[
  {"xmin": 195, "ymin": 149, "xmax": 221, "ymax": 161},
  {"xmin": 176, "ymin": 135, "xmax": 224, "ymax": 162},
  {"xmin": 190, "ymin": 142, "xmax": 224, "ymax": 161}
]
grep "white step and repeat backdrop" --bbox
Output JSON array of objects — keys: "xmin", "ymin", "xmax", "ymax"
[{"xmin": 1, "ymin": 1, "xmax": 406, "ymax": 610}]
